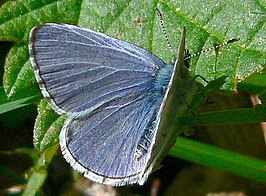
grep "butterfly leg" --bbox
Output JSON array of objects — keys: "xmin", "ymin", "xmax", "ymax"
[{"xmin": 191, "ymin": 75, "xmax": 214, "ymax": 104}]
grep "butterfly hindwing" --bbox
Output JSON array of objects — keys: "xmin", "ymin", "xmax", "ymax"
[{"xmin": 60, "ymin": 89, "xmax": 161, "ymax": 185}]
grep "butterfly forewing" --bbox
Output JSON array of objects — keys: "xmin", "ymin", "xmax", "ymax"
[{"xmin": 29, "ymin": 23, "xmax": 165, "ymax": 115}]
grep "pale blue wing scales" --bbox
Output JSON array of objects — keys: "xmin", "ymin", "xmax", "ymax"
[
  {"xmin": 29, "ymin": 23, "xmax": 165, "ymax": 115},
  {"xmin": 60, "ymin": 89, "xmax": 162, "ymax": 185},
  {"xmin": 29, "ymin": 23, "xmax": 169, "ymax": 185}
]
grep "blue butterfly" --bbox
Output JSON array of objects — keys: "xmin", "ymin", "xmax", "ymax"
[{"xmin": 29, "ymin": 23, "xmax": 193, "ymax": 186}]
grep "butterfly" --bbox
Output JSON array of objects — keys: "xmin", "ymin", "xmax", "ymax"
[{"xmin": 29, "ymin": 23, "xmax": 196, "ymax": 186}]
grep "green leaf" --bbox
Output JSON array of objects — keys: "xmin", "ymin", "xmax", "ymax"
[
  {"xmin": 181, "ymin": 104, "xmax": 266, "ymax": 126},
  {"xmin": 238, "ymin": 73, "xmax": 266, "ymax": 94},
  {"xmin": 0, "ymin": 86, "xmax": 40, "ymax": 114},
  {"xmin": 0, "ymin": 0, "xmax": 81, "ymax": 41},
  {"xmin": 170, "ymin": 136, "xmax": 266, "ymax": 183},
  {"xmin": 23, "ymin": 170, "xmax": 47, "ymax": 196},
  {"xmin": 33, "ymin": 100, "xmax": 65, "ymax": 152},
  {"xmin": 3, "ymin": 45, "xmax": 40, "ymax": 99}
]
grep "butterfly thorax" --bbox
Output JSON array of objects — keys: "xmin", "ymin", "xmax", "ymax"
[{"xmin": 134, "ymin": 63, "xmax": 175, "ymax": 161}]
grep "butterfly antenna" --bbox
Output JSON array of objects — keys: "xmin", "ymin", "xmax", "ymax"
[
  {"xmin": 155, "ymin": 8, "xmax": 176, "ymax": 59},
  {"xmin": 184, "ymin": 37, "xmax": 240, "ymax": 61}
]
